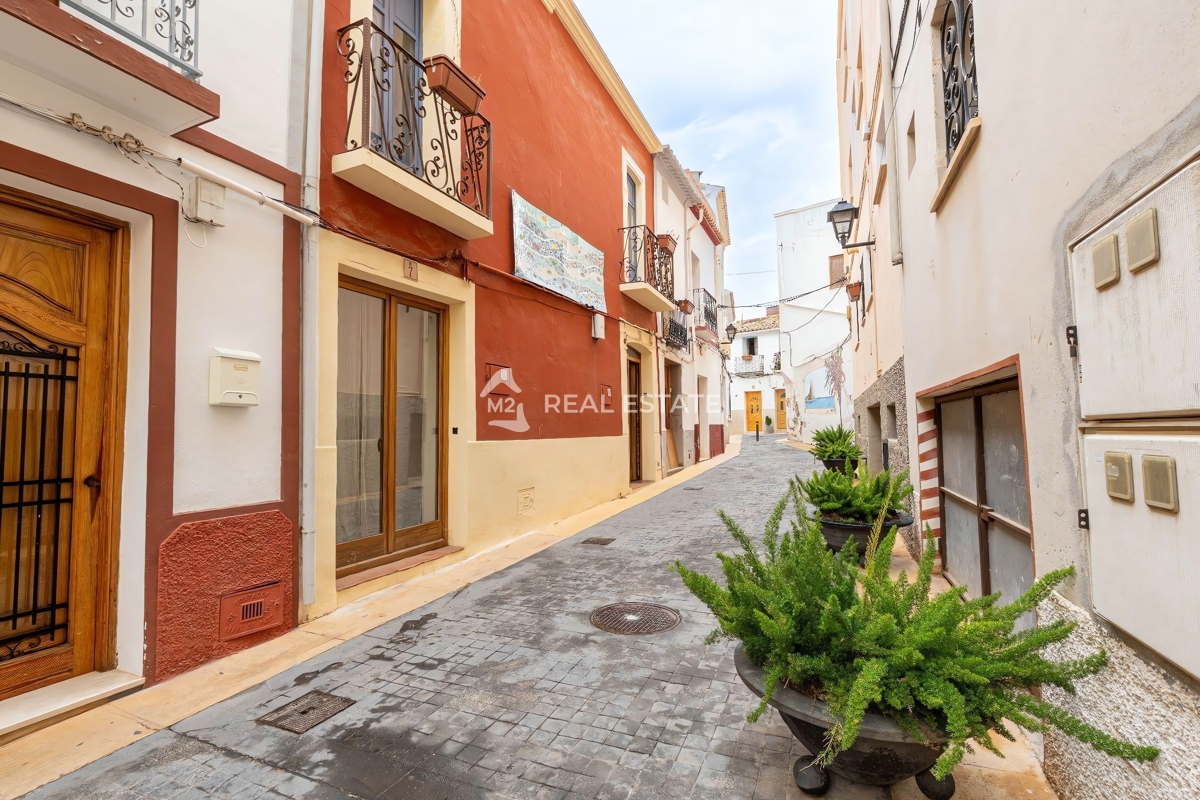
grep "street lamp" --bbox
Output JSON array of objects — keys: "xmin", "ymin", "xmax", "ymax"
[
  {"xmin": 827, "ymin": 200, "xmax": 875, "ymax": 249},
  {"xmin": 725, "ymin": 322, "xmax": 737, "ymax": 342}
]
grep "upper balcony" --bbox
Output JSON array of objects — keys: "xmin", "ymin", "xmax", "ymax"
[
  {"xmin": 734, "ymin": 353, "xmax": 767, "ymax": 377},
  {"xmin": 0, "ymin": 0, "xmax": 219, "ymax": 132},
  {"xmin": 619, "ymin": 226, "xmax": 676, "ymax": 314},
  {"xmin": 693, "ymin": 287, "xmax": 719, "ymax": 343},
  {"xmin": 332, "ymin": 18, "xmax": 493, "ymax": 240}
]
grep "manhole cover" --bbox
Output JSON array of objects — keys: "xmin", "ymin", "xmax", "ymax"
[
  {"xmin": 590, "ymin": 603, "xmax": 681, "ymax": 635},
  {"xmin": 581, "ymin": 537, "xmax": 615, "ymax": 546},
  {"xmin": 258, "ymin": 690, "xmax": 355, "ymax": 733}
]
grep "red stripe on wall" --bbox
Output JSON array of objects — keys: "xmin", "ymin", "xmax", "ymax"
[{"xmin": 917, "ymin": 428, "xmax": 939, "ymax": 444}]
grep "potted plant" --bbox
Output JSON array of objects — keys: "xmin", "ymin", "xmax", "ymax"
[
  {"xmin": 765, "ymin": 415, "xmax": 775, "ymax": 434},
  {"xmin": 672, "ymin": 491, "xmax": 1159, "ymax": 797},
  {"xmin": 798, "ymin": 466, "xmax": 913, "ymax": 561},
  {"xmin": 677, "ymin": 298, "xmax": 695, "ymax": 314},
  {"xmin": 810, "ymin": 426, "xmax": 862, "ymax": 472},
  {"xmin": 424, "ymin": 55, "xmax": 486, "ymax": 116},
  {"xmin": 657, "ymin": 234, "xmax": 678, "ymax": 255}
]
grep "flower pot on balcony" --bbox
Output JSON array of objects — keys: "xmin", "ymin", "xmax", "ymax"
[
  {"xmin": 742, "ymin": 355, "xmax": 753, "ymax": 361},
  {"xmin": 677, "ymin": 298, "xmax": 694, "ymax": 314},
  {"xmin": 424, "ymin": 55, "xmax": 486, "ymax": 115},
  {"xmin": 657, "ymin": 234, "xmax": 678, "ymax": 255}
]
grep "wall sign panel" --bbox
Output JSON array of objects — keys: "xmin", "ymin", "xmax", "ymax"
[{"xmin": 512, "ymin": 190, "xmax": 607, "ymax": 312}]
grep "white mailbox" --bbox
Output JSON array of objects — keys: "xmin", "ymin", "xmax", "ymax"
[{"xmin": 209, "ymin": 348, "xmax": 261, "ymax": 407}]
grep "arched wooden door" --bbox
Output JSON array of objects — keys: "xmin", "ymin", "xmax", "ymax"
[{"xmin": 0, "ymin": 188, "xmax": 125, "ymax": 700}]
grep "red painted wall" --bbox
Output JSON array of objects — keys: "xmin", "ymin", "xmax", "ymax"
[
  {"xmin": 320, "ymin": 0, "xmax": 657, "ymax": 441},
  {"xmin": 155, "ymin": 510, "xmax": 295, "ymax": 682}
]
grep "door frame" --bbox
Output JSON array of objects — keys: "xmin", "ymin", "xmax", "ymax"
[
  {"xmin": 0, "ymin": 185, "xmax": 130, "ymax": 694},
  {"xmin": 934, "ymin": 378, "xmax": 1034, "ymax": 596},
  {"xmin": 335, "ymin": 274, "xmax": 449, "ymax": 578}
]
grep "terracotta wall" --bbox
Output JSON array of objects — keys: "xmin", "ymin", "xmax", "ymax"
[
  {"xmin": 320, "ymin": 0, "xmax": 656, "ymax": 441},
  {"xmin": 155, "ymin": 510, "xmax": 295, "ymax": 682}
]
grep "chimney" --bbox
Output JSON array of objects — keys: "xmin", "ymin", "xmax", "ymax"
[{"xmin": 766, "ymin": 305, "xmax": 780, "ymax": 317}]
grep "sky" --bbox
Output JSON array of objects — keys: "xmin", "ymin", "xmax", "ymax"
[{"xmin": 574, "ymin": 0, "xmax": 841, "ymax": 318}]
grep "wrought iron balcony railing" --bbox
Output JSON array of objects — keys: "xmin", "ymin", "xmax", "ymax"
[
  {"xmin": 694, "ymin": 287, "xmax": 718, "ymax": 333},
  {"xmin": 664, "ymin": 306, "xmax": 689, "ymax": 350},
  {"xmin": 338, "ymin": 18, "xmax": 492, "ymax": 218},
  {"xmin": 60, "ymin": 0, "xmax": 201, "ymax": 78},
  {"xmin": 735, "ymin": 354, "xmax": 765, "ymax": 376},
  {"xmin": 620, "ymin": 226, "xmax": 674, "ymax": 299}
]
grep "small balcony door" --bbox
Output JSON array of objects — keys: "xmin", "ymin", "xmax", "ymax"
[
  {"xmin": 370, "ymin": 0, "xmax": 423, "ymax": 170},
  {"xmin": 937, "ymin": 381, "xmax": 1035, "ymax": 629},
  {"xmin": 336, "ymin": 279, "xmax": 447, "ymax": 576}
]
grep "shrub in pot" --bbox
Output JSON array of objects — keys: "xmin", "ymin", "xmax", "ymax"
[
  {"xmin": 765, "ymin": 415, "xmax": 774, "ymax": 433},
  {"xmin": 810, "ymin": 426, "xmax": 861, "ymax": 471},
  {"xmin": 797, "ymin": 466, "xmax": 913, "ymax": 561},
  {"xmin": 671, "ymin": 490, "xmax": 1159, "ymax": 796}
]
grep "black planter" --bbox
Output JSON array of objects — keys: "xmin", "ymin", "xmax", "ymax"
[
  {"xmin": 819, "ymin": 457, "xmax": 860, "ymax": 473},
  {"xmin": 734, "ymin": 644, "xmax": 954, "ymax": 798},
  {"xmin": 820, "ymin": 512, "xmax": 914, "ymax": 560}
]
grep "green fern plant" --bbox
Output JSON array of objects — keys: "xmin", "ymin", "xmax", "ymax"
[
  {"xmin": 811, "ymin": 426, "xmax": 862, "ymax": 461},
  {"xmin": 671, "ymin": 485, "xmax": 1159, "ymax": 780},
  {"xmin": 798, "ymin": 466, "xmax": 912, "ymax": 524}
]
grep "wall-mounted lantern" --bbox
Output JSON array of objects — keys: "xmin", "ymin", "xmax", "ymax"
[
  {"xmin": 725, "ymin": 322, "xmax": 737, "ymax": 342},
  {"xmin": 846, "ymin": 281, "xmax": 863, "ymax": 302},
  {"xmin": 827, "ymin": 200, "xmax": 876, "ymax": 249}
]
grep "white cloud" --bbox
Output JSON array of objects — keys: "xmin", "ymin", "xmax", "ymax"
[{"xmin": 575, "ymin": 0, "xmax": 841, "ymax": 312}]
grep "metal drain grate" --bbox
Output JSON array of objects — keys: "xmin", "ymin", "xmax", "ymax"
[
  {"xmin": 258, "ymin": 690, "xmax": 355, "ymax": 733},
  {"xmin": 590, "ymin": 603, "xmax": 681, "ymax": 635},
  {"xmin": 581, "ymin": 537, "xmax": 615, "ymax": 546}
]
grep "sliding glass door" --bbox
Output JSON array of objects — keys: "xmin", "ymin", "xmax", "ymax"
[{"xmin": 336, "ymin": 279, "xmax": 446, "ymax": 575}]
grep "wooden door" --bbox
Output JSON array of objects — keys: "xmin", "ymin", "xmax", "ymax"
[
  {"xmin": 775, "ymin": 389, "xmax": 787, "ymax": 429},
  {"xmin": 0, "ymin": 187, "xmax": 125, "ymax": 700},
  {"xmin": 627, "ymin": 357, "xmax": 641, "ymax": 482},
  {"xmin": 745, "ymin": 391, "xmax": 762, "ymax": 433},
  {"xmin": 336, "ymin": 277, "xmax": 448, "ymax": 577}
]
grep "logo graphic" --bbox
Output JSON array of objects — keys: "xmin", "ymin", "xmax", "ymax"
[{"xmin": 481, "ymin": 367, "xmax": 529, "ymax": 432}]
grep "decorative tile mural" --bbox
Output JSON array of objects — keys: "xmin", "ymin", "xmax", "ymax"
[{"xmin": 512, "ymin": 190, "xmax": 607, "ymax": 312}]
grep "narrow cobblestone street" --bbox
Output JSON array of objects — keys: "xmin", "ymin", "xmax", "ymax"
[{"xmin": 27, "ymin": 437, "xmax": 836, "ymax": 800}]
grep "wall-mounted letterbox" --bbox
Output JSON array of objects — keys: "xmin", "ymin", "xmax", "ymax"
[{"xmin": 209, "ymin": 348, "xmax": 261, "ymax": 407}]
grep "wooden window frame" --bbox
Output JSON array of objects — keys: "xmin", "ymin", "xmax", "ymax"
[
  {"xmin": 934, "ymin": 378, "xmax": 1032, "ymax": 596},
  {"xmin": 335, "ymin": 275, "xmax": 449, "ymax": 579}
]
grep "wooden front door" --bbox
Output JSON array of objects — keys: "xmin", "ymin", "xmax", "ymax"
[
  {"xmin": 745, "ymin": 391, "xmax": 762, "ymax": 433},
  {"xmin": 776, "ymin": 389, "xmax": 787, "ymax": 429},
  {"xmin": 336, "ymin": 278, "xmax": 449, "ymax": 577},
  {"xmin": 0, "ymin": 187, "xmax": 125, "ymax": 700},
  {"xmin": 627, "ymin": 356, "xmax": 641, "ymax": 482}
]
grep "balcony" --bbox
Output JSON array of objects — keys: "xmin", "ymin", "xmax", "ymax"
[
  {"xmin": 0, "ymin": 0, "xmax": 219, "ymax": 132},
  {"xmin": 664, "ymin": 305, "xmax": 689, "ymax": 350},
  {"xmin": 735, "ymin": 354, "xmax": 766, "ymax": 377},
  {"xmin": 619, "ymin": 226, "xmax": 676, "ymax": 314},
  {"xmin": 332, "ymin": 18, "xmax": 493, "ymax": 240},
  {"xmin": 693, "ymin": 288, "xmax": 719, "ymax": 343}
]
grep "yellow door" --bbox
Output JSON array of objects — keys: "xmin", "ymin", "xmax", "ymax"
[
  {"xmin": 745, "ymin": 391, "xmax": 762, "ymax": 433},
  {"xmin": 776, "ymin": 389, "xmax": 787, "ymax": 429}
]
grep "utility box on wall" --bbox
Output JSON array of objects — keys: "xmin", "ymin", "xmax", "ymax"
[
  {"xmin": 209, "ymin": 348, "xmax": 261, "ymax": 407},
  {"xmin": 1083, "ymin": 433, "xmax": 1199, "ymax": 680},
  {"xmin": 1070, "ymin": 162, "xmax": 1200, "ymax": 419}
]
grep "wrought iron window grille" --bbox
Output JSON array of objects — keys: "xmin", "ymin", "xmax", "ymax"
[
  {"xmin": 693, "ymin": 287, "xmax": 718, "ymax": 334},
  {"xmin": 338, "ymin": 18, "xmax": 493, "ymax": 218},
  {"xmin": 619, "ymin": 225, "xmax": 675, "ymax": 299},
  {"xmin": 940, "ymin": 0, "xmax": 977, "ymax": 162},
  {"xmin": 665, "ymin": 305, "xmax": 690, "ymax": 350},
  {"xmin": 59, "ymin": 0, "xmax": 201, "ymax": 78}
]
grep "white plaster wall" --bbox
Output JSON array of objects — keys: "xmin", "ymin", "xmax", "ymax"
[{"xmin": 194, "ymin": 0, "xmax": 296, "ymax": 165}]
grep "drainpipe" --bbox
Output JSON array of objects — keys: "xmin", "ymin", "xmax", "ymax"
[
  {"xmin": 299, "ymin": 0, "xmax": 326, "ymax": 607},
  {"xmin": 880, "ymin": 0, "xmax": 904, "ymax": 267}
]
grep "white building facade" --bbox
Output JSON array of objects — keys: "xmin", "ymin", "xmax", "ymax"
[
  {"xmin": 775, "ymin": 199, "xmax": 854, "ymax": 443},
  {"xmin": 837, "ymin": 0, "xmax": 1200, "ymax": 796}
]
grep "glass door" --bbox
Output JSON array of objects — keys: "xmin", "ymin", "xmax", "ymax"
[
  {"xmin": 370, "ymin": 0, "xmax": 423, "ymax": 170},
  {"xmin": 336, "ymin": 280, "xmax": 446, "ymax": 575},
  {"xmin": 936, "ymin": 381, "xmax": 1035, "ymax": 629}
]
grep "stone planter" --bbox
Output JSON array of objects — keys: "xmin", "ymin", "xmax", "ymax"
[
  {"xmin": 819, "ymin": 457, "xmax": 860, "ymax": 473},
  {"xmin": 820, "ymin": 512, "xmax": 914, "ymax": 561},
  {"xmin": 734, "ymin": 644, "xmax": 954, "ymax": 798}
]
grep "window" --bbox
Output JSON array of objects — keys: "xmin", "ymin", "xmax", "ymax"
[
  {"xmin": 626, "ymin": 172, "xmax": 638, "ymax": 228},
  {"xmin": 745, "ymin": 336, "xmax": 758, "ymax": 356},
  {"xmin": 939, "ymin": 0, "xmax": 978, "ymax": 162},
  {"xmin": 829, "ymin": 254, "xmax": 845, "ymax": 286},
  {"xmin": 374, "ymin": 0, "xmax": 421, "ymax": 55}
]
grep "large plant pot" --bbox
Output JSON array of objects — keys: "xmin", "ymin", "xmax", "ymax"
[
  {"xmin": 820, "ymin": 457, "xmax": 860, "ymax": 472},
  {"xmin": 424, "ymin": 55, "xmax": 486, "ymax": 115},
  {"xmin": 734, "ymin": 644, "xmax": 954, "ymax": 798},
  {"xmin": 820, "ymin": 512, "xmax": 914, "ymax": 560}
]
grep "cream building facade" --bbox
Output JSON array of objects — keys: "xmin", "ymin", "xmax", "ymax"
[{"xmin": 836, "ymin": 0, "xmax": 1200, "ymax": 797}]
